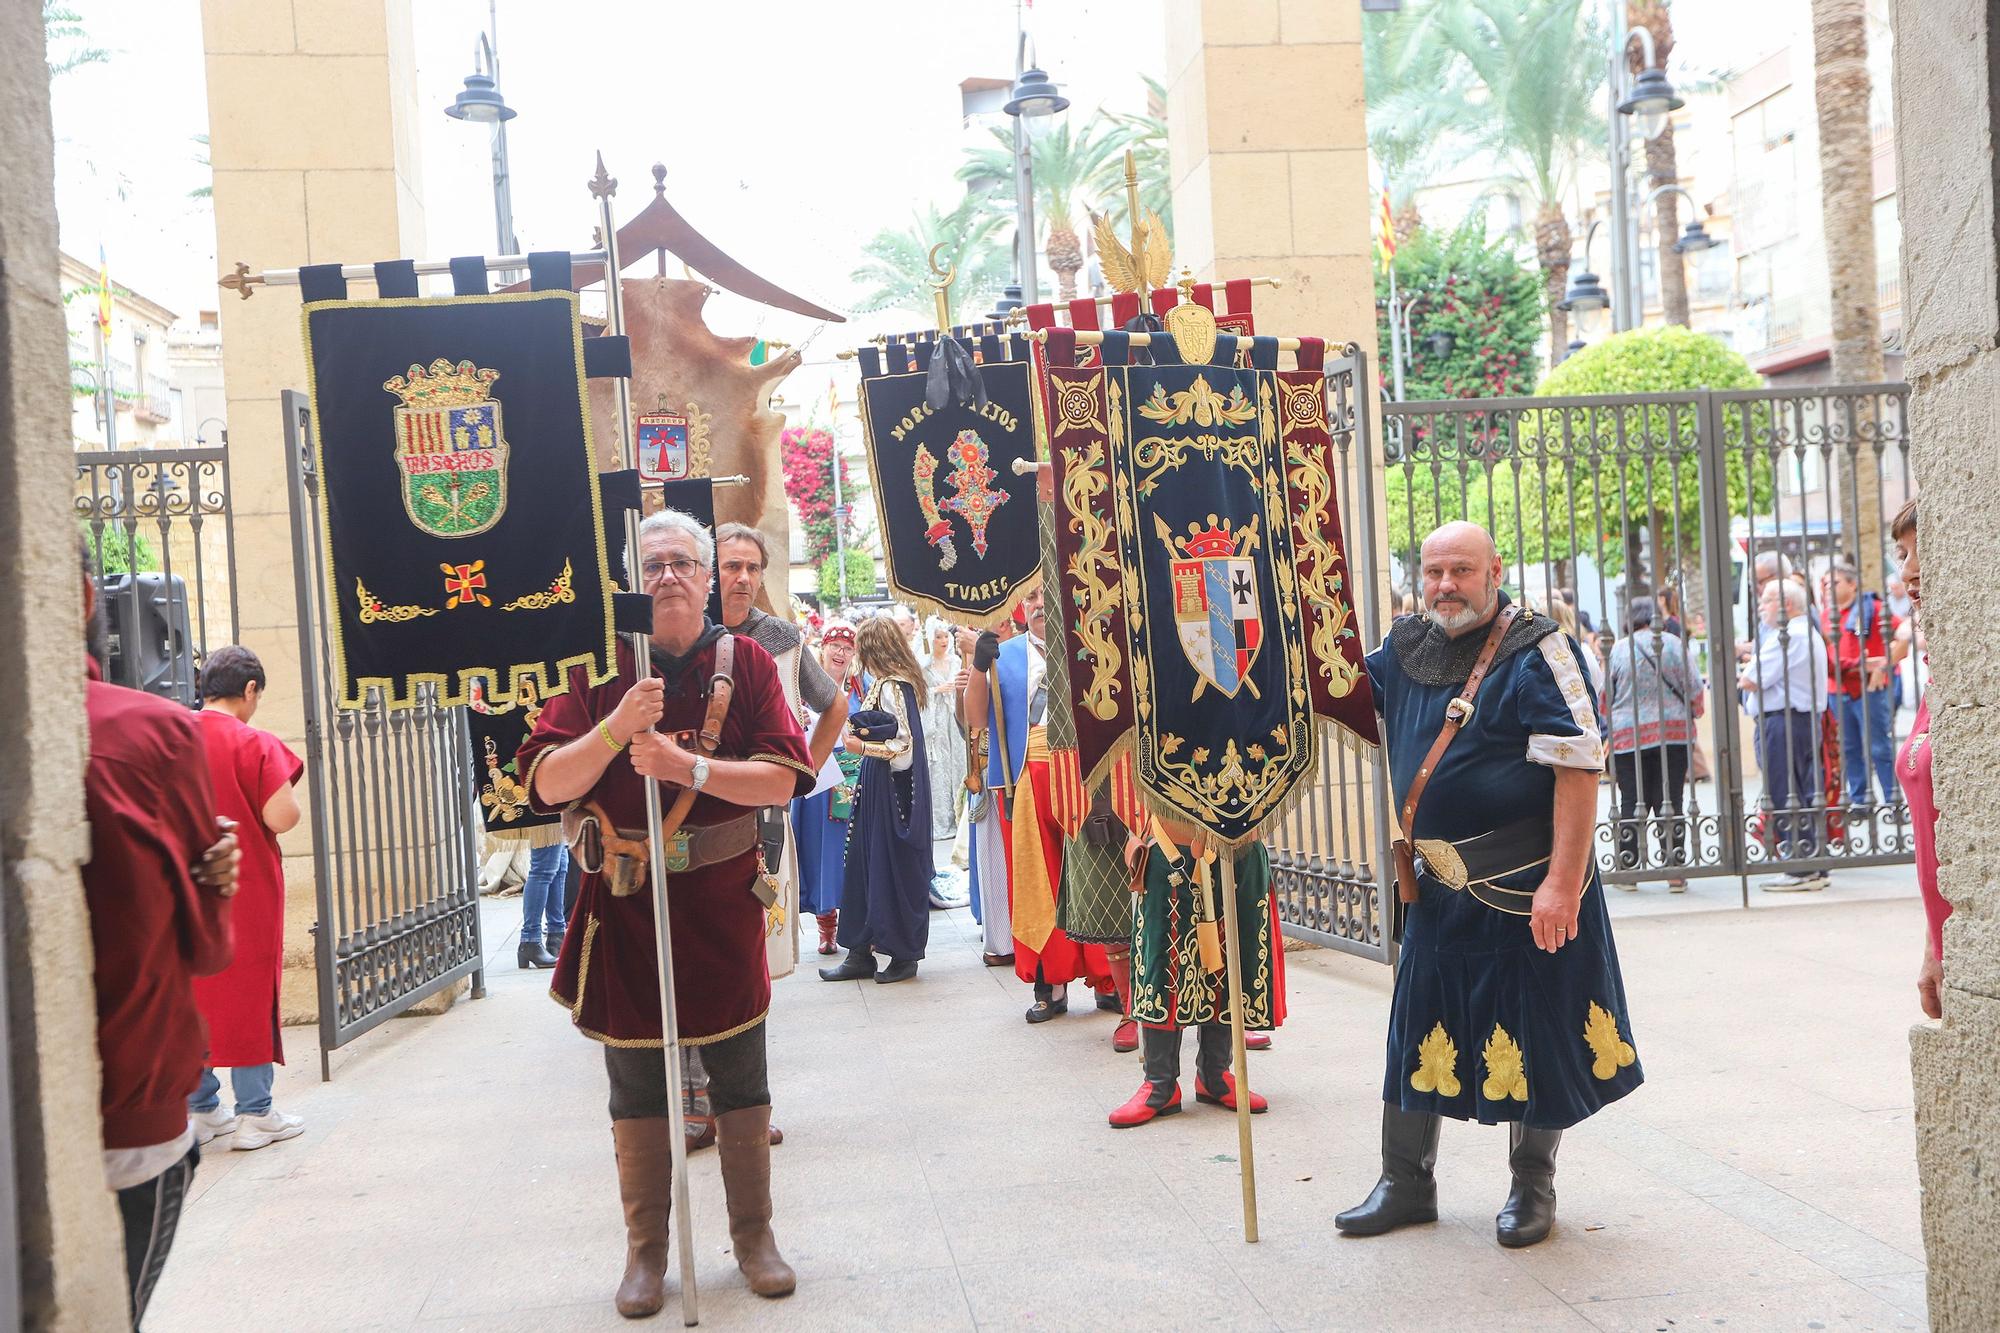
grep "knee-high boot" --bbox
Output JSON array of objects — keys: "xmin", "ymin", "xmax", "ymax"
[
  {"xmin": 1495, "ymin": 1122, "xmax": 1561, "ymax": 1248},
  {"xmin": 610, "ymin": 1119, "xmax": 673, "ymax": 1317},
  {"xmin": 1334, "ymin": 1103, "xmax": 1442, "ymax": 1236},
  {"xmin": 715, "ymin": 1106, "xmax": 796, "ymax": 1298}
]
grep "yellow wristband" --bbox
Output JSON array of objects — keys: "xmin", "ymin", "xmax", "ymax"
[{"xmin": 598, "ymin": 719, "xmax": 626, "ymax": 753}]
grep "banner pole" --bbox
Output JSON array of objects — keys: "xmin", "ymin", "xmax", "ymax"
[
  {"xmin": 1218, "ymin": 848, "xmax": 1259, "ymax": 1243},
  {"xmin": 592, "ymin": 153, "xmax": 701, "ymax": 1327}
]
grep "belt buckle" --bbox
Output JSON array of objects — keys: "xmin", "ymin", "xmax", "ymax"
[
  {"xmin": 1445, "ymin": 696, "xmax": 1476, "ymax": 724},
  {"xmin": 665, "ymin": 830, "xmax": 691, "ymax": 873}
]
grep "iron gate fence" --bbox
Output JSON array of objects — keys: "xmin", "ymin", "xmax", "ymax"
[
  {"xmin": 1379, "ymin": 382, "xmax": 1917, "ymax": 898},
  {"xmin": 282, "ymin": 391, "xmax": 485, "ymax": 1076},
  {"xmin": 1267, "ymin": 370, "xmax": 1919, "ymax": 963},
  {"xmin": 75, "ymin": 446, "xmax": 239, "ymax": 701}
]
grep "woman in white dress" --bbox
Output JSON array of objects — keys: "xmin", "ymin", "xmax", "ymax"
[{"xmin": 919, "ymin": 616, "xmax": 966, "ymax": 844}]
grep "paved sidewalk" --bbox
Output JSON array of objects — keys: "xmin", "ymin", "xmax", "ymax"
[{"xmin": 148, "ymin": 890, "xmax": 1930, "ymax": 1331}]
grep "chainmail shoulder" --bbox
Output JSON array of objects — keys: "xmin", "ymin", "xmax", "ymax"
[
  {"xmin": 733, "ymin": 607, "xmax": 802, "ymax": 659},
  {"xmin": 1387, "ymin": 599, "xmax": 1560, "ymax": 687}
]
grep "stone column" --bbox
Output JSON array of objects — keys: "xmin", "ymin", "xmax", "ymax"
[
  {"xmin": 1889, "ymin": 0, "xmax": 2000, "ymax": 1324},
  {"xmin": 201, "ymin": 0, "xmax": 427, "ymax": 1021},
  {"xmin": 0, "ymin": 5, "xmax": 133, "ymax": 1326}
]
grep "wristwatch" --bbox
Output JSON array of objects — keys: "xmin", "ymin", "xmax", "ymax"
[{"xmin": 689, "ymin": 757, "xmax": 711, "ymax": 793}]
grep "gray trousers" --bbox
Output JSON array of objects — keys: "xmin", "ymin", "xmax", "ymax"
[
  {"xmin": 1142, "ymin": 1022, "xmax": 1230, "ymax": 1089},
  {"xmin": 605, "ymin": 1021, "xmax": 770, "ymax": 1121}
]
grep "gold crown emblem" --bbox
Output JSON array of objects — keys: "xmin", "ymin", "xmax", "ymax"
[{"xmin": 382, "ymin": 358, "xmax": 499, "ymax": 408}]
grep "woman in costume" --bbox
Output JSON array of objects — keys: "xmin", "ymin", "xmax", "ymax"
[
  {"xmin": 920, "ymin": 617, "xmax": 966, "ymax": 845},
  {"xmin": 1892, "ymin": 500, "xmax": 1948, "ymax": 1018},
  {"xmin": 819, "ymin": 617, "xmax": 933, "ymax": 984},
  {"xmin": 793, "ymin": 618, "xmax": 859, "ymax": 955}
]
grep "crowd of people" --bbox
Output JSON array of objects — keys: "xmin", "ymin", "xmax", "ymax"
[{"xmin": 78, "ymin": 493, "xmax": 1949, "ymax": 1325}]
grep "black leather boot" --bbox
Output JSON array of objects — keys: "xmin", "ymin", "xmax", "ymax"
[
  {"xmin": 1335, "ymin": 1103, "xmax": 1442, "ymax": 1236},
  {"xmin": 517, "ymin": 939, "xmax": 557, "ymax": 969},
  {"xmin": 1495, "ymin": 1122, "xmax": 1561, "ymax": 1248},
  {"xmin": 818, "ymin": 948, "xmax": 876, "ymax": 981}
]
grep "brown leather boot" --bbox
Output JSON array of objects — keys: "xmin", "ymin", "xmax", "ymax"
[
  {"xmin": 715, "ymin": 1106, "xmax": 796, "ymax": 1298},
  {"xmin": 611, "ymin": 1118, "xmax": 673, "ymax": 1317}
]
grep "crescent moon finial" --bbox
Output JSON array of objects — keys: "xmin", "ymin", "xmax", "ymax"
[{"xmin": 927, "ymin": 243, "xmax": 957, "ymax": 288}]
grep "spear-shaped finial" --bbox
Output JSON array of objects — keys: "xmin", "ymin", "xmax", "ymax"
[{"xmin": 588, "ymin": 152, "xmax": 617, "ymax": 200}]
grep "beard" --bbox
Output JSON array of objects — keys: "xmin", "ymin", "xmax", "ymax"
[{"xmin": 1425, "ymin": 589, "xmax": 1491, "ymax": 635}]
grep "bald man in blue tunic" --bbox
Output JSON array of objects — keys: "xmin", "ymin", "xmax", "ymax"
[{"xmin": 1337, "ymin": 521, "xmax": 1643, "ymax": 1249}]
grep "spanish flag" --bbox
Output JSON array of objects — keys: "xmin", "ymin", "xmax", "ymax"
[
  {"xmin": 1376, "ymin": 187, "xmax": 1396, "ymax": 272},
  {"xmin": 96, "ymin": 246, "xmax": 113, "ymax": 337}
]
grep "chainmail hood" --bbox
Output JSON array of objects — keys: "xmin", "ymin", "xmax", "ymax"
[{"xmin": 1387, "ymin": 592, "xmax": 1560, "ymax": 687}]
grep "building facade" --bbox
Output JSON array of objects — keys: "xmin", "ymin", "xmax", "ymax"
[{"xmin": 58, "ymin": 250, "xmax": 180, "ymax": 449}]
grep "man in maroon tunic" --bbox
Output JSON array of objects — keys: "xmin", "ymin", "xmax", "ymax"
[{"xmin": 520, "ymin": 509, "xmax": 815, "ymax": 1317}]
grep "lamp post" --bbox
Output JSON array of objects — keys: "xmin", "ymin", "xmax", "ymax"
[
  {"xmin": 1002, "ymin": 30, "xmax": 1068, "ymax": 305},
  {"xmin": 444, "ymin": 0, "xmax": 519, "ymax": 266},
  {"xmin": 1559, "ymin": 219, "xmax": 1614, "ymax": 324},
  {"xmin": 1605, "ymin": 3, "xmax": 1682, "ymax": 332},
  {"xmin": 195, "ymin": 416, "xmax": 228, "ymax": 448}
]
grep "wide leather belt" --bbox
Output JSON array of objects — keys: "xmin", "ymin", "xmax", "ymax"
[
  {"xmin": 568, "ymin": 809, "xmax": 761, "ymax": 896},
  {"xmin": 1413, "ymin": 816, "xmax": 1564, "ymax": 917}
]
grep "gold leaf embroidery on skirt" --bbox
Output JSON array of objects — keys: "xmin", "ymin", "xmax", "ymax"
[
  {"xmin": 1583, "ymin": 1001, "xmax": 1637, "ymax": 1080},
  {"xmin": 1482, "ymin": 1023, "xmax": 1529, "ymax": 1102},
  {"xmin": 1410, "ymin": 1021, "xmax": 1461, "ymax": 1097}
]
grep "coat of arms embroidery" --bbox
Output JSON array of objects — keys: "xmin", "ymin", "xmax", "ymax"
[
  {"xmin": 1160, "ymin": 514, "xmax": 1264, "ymax": 700},
  {"xmin": 384, "ymin": 358, "xmax": 509, "ymax": 538}
]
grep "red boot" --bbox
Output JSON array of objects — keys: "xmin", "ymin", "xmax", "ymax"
[
  {"xmin": 1111, "ymin": 1018, "xmax": 1139, "ymax": 1053},
  {"xmin": 1245, "ymin": 1032, "xmax": 1272, "ymax": 1052},
  {"xmin": 1195, "ymin": 1071, "xmax": 1269, "ymax": 1114},
  {"xmin": 1108, "ymin": 1081, "xmax": 1181, "ymax": 1129},
  {"xmin": 816, "ymin": 912, "xmax": 838, "ymax": 956}
]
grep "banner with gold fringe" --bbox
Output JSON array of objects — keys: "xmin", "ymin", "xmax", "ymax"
[{"xmin": 1046, "ymin": 327, "xmax": 1375, "ymax": 847}]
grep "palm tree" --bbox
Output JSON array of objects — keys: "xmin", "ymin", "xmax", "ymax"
[
  {"xmin": 44, "ymin": 2, "xmax": 108, "ymax": 77},
  {"xmin": 1629, "ymin": 1, "xmax": 1690, "ymax": 326},
  {"xmin": 959, "ymin": 115, "xmax": 1129, "ymax": 301},
  {"xmin": 1433, "ymin": 0, "xmax": 1607, "ymax": 366},
  {"xmin": 1096, "ymin": 76, "xmax": 1173, "ymax": 236},
  {"xmin": 1809, "ymin": 0, "xmax": 1885, "ymax": 586},
  {"xmin": 850, "ymin": 199, "xmax": 1012, "ymax": 322},
  {"xmin": 1363, "ymin": 3, "xmax": 1478, "ymax": 237}
]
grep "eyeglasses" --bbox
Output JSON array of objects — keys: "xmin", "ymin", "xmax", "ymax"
[{"xmin": 641, "ymin": 557, "xmax": 704, "ymax": 584}]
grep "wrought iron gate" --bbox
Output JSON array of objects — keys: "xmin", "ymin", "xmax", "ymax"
[
  {"xmin": 1269, "ymin": 367, "xmax": 1918, "ymax": 963},
  {"xmin": 282, "ymin": 391, "xmax": 485, "ymax": 1076}
]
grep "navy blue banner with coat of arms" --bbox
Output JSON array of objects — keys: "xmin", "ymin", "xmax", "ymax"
[
  {"xmin": 1046, "ymin": 329, "xmax": 1375, "ymax": 846},
  {"xmin": 300, "ymin": 267, "xmax": 623, "ymax": 711}
]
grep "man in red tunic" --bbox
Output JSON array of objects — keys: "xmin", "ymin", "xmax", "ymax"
[
  {"xmin": 520, "ymin": 509, "xmax": 815, "ymax": 1317},
  {"xmin": 188, "ymin": 645, "xmax": 306, "ymax": 1151}
]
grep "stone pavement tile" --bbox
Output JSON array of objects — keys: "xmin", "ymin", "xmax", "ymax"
[
  {"xmin": 412, "ymin": 1265, "xmax": 974, "ymax": 1333},
  {"xmin": 145, "ymin": 1229, "xmax": 443, "ymax": 1333},
  {"xmin": 930, "ymin": 1172, "xmax": 1199, "ymax": 1266},
  {"xmin": 1287, "ymin": 1306, "xmax": 1600, "ymax": 1333},
  {"xmin": 957, "ymin": 1239, "xmax": 1279, "ymax": 1332},
  {"xmin": 1220, "ymin": 1223, "xmax": 1567, "ymax": 1329},
  {"xmin": 1704, "ymin": 1184, "xmax": 1927, "ymax": 1280},
  {"xmin": 1852, "ymin": 1269, "xmax": 1929, "ymax": 1322},
  {"xmin": 1783, "ymin": 1180, "xmax": 1926, "ymax": 1260},
  {"xmin": 1570, "ymin": 1274, "xmax": 1924, "ymax": 1332},
  {"xmin": 1494, "ymin": 1185, "xmax": 1843, "ymax": 1304},
  {"xmin": 778, "ymin": 1192, "xmax": 960, "ymax": 1280}
]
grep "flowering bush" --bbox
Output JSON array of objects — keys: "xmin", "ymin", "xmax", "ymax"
[
  {"xmin": 780, "ymin": 425, "xmax": 862, "ymax": 562},
  {"xmin": 1376, "ymin": 219, "xmax": 1543, "ymax": 402}
]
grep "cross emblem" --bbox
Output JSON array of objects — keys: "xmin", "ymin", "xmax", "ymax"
[
  {"xmin": 1231, "ymin": 568, "xmax": 1254, "ymax": 608},
  {"xmin": 441, "ymin": 560, "xmax": 491, "ymax": 609}
]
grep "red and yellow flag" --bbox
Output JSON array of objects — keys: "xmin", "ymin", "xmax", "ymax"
[
  {"xmin": 1376, "ymin": 187, "xmax": 1396, "ymax": 271},
  {"xmin": 96, "ymin": 246, "xmax": 113, "ymax": 337}
]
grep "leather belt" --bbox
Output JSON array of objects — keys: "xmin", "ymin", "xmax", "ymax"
[{"xmin": 567, "ymin": 809, "xmax": 760, "ymax": 894}]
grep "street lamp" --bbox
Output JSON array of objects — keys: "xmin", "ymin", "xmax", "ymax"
[
  {"xmin": 1605, "ymin": 5, "xmax": 1683, "ymax": 331},
  {"xmin": 195, "ymin": 416, "xmax": 228, "ymax": 447},
  {"xmin": 444, "ymin": 0, "xmax": 519, "ymax": 263},
  {"xmin": 988, "ymin": 284, "xmax": 1025, "ymax": 323},
  {"xmin": 1559, "ymin": 220, "xmax": 1612, "ymax": 315},
  {"xmin": 1648, "ymin": 186, "xmax": 1720, "ymax": 253},
  {"xmin": 1001, "ymin": 31, "xmax": 1068, "ymax": 304}
]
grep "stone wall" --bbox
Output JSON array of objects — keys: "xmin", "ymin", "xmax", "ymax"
[
  {"xmin": 201, "ymin": 0, "xmax": 428, "ymax": 1023},
  {"xmin": 1888, "ymin": 0, "xmax": 2000, "ymax": 1323},
  {"xmin": 0, "ymin": 4, "xmax": 138, "ymax": 1325}
]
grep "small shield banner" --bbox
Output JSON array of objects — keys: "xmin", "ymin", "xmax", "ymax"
[{"xmin": 1047, "ymin": 333, "xmax": 1376, "ymax": 846}]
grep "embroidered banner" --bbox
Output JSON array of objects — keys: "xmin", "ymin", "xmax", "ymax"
[
  {"xmin": 302, "ymin": 290, "xmax": 618, "ymax": 710},
  {"xmin": 855, "ymin": 333, "xmax": 1042, "ymax": 627},
  {"xmin": 1048, "ymin": 342, "xmax": 1375, "ymax": 845},
  {"xmin": 466, "ymin": 678, "xmax": 561, "ymax": 836}
]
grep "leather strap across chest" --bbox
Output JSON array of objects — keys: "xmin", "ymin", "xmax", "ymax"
[{"xmin": 1392, "ymin": 605, "xmax": 1520, "ymax": 904}]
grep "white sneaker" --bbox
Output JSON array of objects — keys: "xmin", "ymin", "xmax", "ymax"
[
  {"xmin": 1760, "ymin": 871, "xmax": 1829, "ymax": 893},
  {"xmin": 191, "ymin": 1108, "xmax": 239, "ymax": 1145},
  {"xmin": 231, "ymin": 1110, "xmax": 305, "ymax": 1151}
]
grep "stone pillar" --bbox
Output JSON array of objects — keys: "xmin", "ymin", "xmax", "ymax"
[
  {"xmin": 1889, "ymin": 0, "xmax": 2000, "ymax": 1324},
  {"xmin": 201, "ymin": 0, "xmax": 427, "ymax": 1021},
  {"xmin": 0, "ymin": 5, "xmax": 133, "ymax": 1326}
]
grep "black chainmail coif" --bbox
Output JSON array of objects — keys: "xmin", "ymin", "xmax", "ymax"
[{"xmin": 1387, "ymin": 593, "xmax": 1560, "ymax": 687}]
